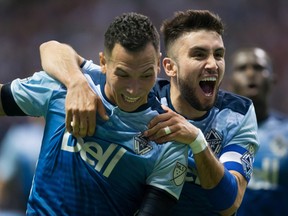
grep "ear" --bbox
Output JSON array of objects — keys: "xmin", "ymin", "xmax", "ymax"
[
  {"xmin": 162, "ymin": 57, "xmax": 177, "ymax": 77},
  {"xmin": 99, "ymin": 52, "xmax": 107, "ymax": 74}
]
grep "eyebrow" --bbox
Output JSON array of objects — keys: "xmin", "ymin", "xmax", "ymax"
[
  {"xmin": 115, "ymin": 66, "xmax": 155, "ymax": 74},
  {"xmin": 190, "ymin": 46, "xmax": 225, "ymax": 51}
]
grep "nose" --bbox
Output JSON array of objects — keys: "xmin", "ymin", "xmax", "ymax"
[
  {"xmin": 205, "ymin": 55, "xmax": 218, "ymax": 71},
  {"xmin": 126, "ymin": 79, "xmax": 140, "ymax": 95},
  {"xmin": 244, "ymin": 65, "xmax": 256, "ymax": 78}
]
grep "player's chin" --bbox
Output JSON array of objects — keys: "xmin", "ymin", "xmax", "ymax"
[
  {"xmin": 198, "ymin": 100, "xmax": 214, "ymax": 111},
  {"xmin": 118, "ymin": 100, "xmax": 144, "ymax": 112},
  {"xmin": 200, "ymin": 92, "xmax": 217, "ymax": 109}
]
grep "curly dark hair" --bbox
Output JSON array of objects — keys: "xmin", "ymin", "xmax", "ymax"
[
  {"xmin": 161, "ymin": 10, "xmax": 225, "ymax": 52},
  {"xmin": 104, "ymin": 12, "xmax": 160, "ymax": 56}
]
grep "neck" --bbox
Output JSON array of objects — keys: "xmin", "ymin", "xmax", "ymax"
[
  {"xmin": 253, "ymin": 99, "xmax": 269, "ymax": 124},
  {"xmin": 255, "ymin": 106, "xmax": 269, "ymax": 124},
  {"xmin": 170, "ymin": 84, "xmax": 207, "ymax": 120}
]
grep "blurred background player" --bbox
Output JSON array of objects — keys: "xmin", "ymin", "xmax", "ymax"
[
  {"xmin": 0, "ymin": 117, "xmax": 43, "ymax": 216},
  {"xmin": 229, "ymin": 47, "xmax": 288, "ymax": 216}
]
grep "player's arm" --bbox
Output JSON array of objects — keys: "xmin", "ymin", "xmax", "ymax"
[
  {"xmin": 40, "ymin": 40, "xmax": 108, "ymax": 137},
  {"xmin": 0, "ymin": 82, "xmax": 28, "ymax": 117},
  {"xmin": 137, "ymin": 185, "xmax": 177, "ymax": 216},
  {"xmin": 144, "ymin": 106, "xmax": 245, "ymax": 215},
  {"xmin": 193, "ymin": 148, "xmax": 246, "ymax": 216},
  {"xmin": 40, "ymin": 40, "xmax": 84, "ymax": 86}
]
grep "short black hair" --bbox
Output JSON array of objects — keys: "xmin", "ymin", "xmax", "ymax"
[
  {"xmin": 104, "ymin": 12, "xmax": 160, "ymax": 56},
  {"xmin": 161, "ymin": 10, "xmax": 224, "ymax": 52}
]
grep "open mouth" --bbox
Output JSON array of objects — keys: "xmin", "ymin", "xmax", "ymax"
[
  {"xmin": 248, "ymin": 83, "xmax": 257, "ymax": 89},
  {"xmin": 123, "ymin": 95, "xmax": 141, "ymax": 103},
  {"xmin": 199, "ymin": 77, "xmax": 216, "ymax": 96}
]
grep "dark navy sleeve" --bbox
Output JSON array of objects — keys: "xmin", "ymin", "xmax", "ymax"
[{"xmin": 1, "ymin": 83, "xmax": 27, "ymax": 116}]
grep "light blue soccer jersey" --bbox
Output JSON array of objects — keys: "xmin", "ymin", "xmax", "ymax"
[
  {"xmin": 8, "ymin": 62, "xmax": 188, "ymax": 216},
  {"xmin": 153, "ymin": 79, "xmax": 259, "ymax": 215},
  {"xmin": 237, "ymin": 113, "xmax": 288, "ymax": 216}
]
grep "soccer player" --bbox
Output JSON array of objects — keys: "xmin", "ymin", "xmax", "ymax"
[
  {"xmin": 0, "ymin": 12, "xmax": 189, "ymax": 215},
  {"xmin": 39, "ymin": 10, "xmax": 259, "ymax": 216},
  {"xmin": 229, "ymin": 47, "xmax": 288, "ymax": 216}
]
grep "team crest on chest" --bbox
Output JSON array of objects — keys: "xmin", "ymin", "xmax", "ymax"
[
  {"xmin": 134, "ymin": 133, "xmax": 153, "ymax": 155},
  {"xmin": 205, "ymin": 129, "xmax": 222, "ymax": 155}
]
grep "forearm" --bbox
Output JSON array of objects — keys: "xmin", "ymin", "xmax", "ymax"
[
  {"xmin": 218, "ymin": 171, "xmax": 246, "ymax": 216},
  {"xmin": 40, "ymin": 41, "xmax": 108, "ymax": 136},
  {"xmin": 194, "ymin": 147, "xmax": 224, "ymax": 188},
  {"xmin": 193, "ymin": 142, "xmax": 243, "ymax": 215},
  {"xmin": 39, "ymin": 40, "xmax": 86, "ymax": 88}
]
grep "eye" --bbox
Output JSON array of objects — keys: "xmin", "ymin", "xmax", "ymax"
[
  {"xmin": 117, "ymin": 74, "xmax": 129, "ymax": 78},
  {"xmin": 140, "ymin": 69, "xmax": 155, "ymax": 79},
  {"xmin": 141, "ymin": 74, "xmax": 154, "ymax": 78},
  {"xmin": 193, "ymin": 51, "xmax": 206, "ymax": 60},
  {"xmin": 115, "ymin": 69, "xmax": 129, "ymax": 78},
  {"xmin": 235, "ymin": 65, "xmax": 247, "ymax": 72},
  {"xmin": 214, "ymin": 52, "xmax": 224, "ymax": 60},
  {"xmin": 253, "ymin": 64, "xmax": 265, "ymax": 71}
]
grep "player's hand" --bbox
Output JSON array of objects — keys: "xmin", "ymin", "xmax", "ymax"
[
  {"xmin": 65, "ymin": 79, "xmax": 109, "ymax": 137},
  {"xmin": 143, "ymin": 105, "xmax": 198, "ymax": 144}
]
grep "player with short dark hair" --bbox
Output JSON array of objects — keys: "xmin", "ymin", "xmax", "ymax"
[{"xmin": 0, "ymin": 12, "xmax": 188, "ymax": 215}]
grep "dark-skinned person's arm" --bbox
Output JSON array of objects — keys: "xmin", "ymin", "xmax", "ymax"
[{"xmin": 40, "ymin": 40, "xmax": 108, "ymax": 137}]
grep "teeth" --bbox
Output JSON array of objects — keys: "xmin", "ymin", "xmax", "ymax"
[
  {"xmin": 201, "ymin": 77, "xmax": 216, "ymax": 81},
  {"xmin": 123, "ymin": 95, "xmax": 140, "ymax": 103}
]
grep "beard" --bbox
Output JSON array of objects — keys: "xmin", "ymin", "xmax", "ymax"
[{"xmin": 178, "ymin": 77, "xmax": 217, "ymax": 112}]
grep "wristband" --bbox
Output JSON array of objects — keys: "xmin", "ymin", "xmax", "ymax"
[
  {"xmin": 189, "ymin": 129, "xmax": 208, "ymax": 154},
  {"xmin": 206, "ymin": 168, "xmax": 238, "ymax": 211},
  {"xmin": 80, "ymin": 59, "xmax": 87, "ymax": 68}
]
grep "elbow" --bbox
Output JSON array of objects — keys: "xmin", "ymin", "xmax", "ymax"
[
  {"xmin": 211, "ymin": 190, "xmax": 241, "ymax": 216},
  {"xmin": 219, "ymin": 171, "xmax": 247, "ymax": 216},
  {"xmin": 39, "ymin": 40, "xmax": 60, "ymax": 53},
  {"xmin": 206, "ymin": 169, "xmax": 246, "ymax": 216},
  {"xmin": 218, "ymin": 199, "xmax": 241, "ymax": 216},
  {"xmin": 219, "ymin": 184, "xmax": 246, "ymax": 216}
]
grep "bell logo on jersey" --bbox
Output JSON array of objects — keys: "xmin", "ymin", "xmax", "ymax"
[
  {"xmin": 61, "ymin": 130, "xmax": 127, "ymax": 178},
  {"xmin": 172, "ymin": 162, "xmax": 187, "ymax": 186}
]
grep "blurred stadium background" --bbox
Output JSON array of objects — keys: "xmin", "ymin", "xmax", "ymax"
[{"xmin": 1, "ymin": 0, "xmax": 287, "ymax": 139}]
